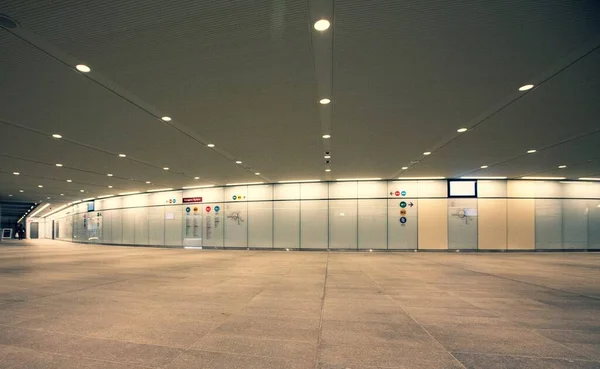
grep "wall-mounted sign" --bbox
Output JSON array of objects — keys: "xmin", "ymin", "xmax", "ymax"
[
  {"xmin": 214, "ymin": 206, "xmax": 220, "ymax": 212},
  {"xmin": 206, "ymin": 206, "xmax": 211, "ymax": 212},
  {"xmin": 400, "ymin": 217, "xmax": 407, "ymax": 224},
  {"xmin": 400, "ymin": 201, "xmax": 407, "ymax": 208},
  {"xmin": 183, "ymin": 197, "xmax": 203, "ymax": 203},
  {"xmin": 401, "ymin": 190, "xmax": 407, "ymax": 196}
]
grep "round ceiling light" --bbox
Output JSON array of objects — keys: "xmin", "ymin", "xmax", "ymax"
[
  {"xmin": 13, "ymin": 172, "xmax": 19, "ymax": 175},
  {"xmin": 558, "ymin": 165, "xmax": 567, "ymax": 169},
  {"xmin": 481, "ymin": 165, "xmax": 488, "ymax": 169},
  {"xmin": 76, "ymin": 64, "xmax": 91, "ymax": 73},
  {"xmin": 38, "ymin": 185, "xmax": 43, "ymax": 188},
  {"xmin": 146, "ymin": 181, "xmax": 151, "ymax": 184},
  {"xmin": 194, "ymin": 176, "xmax": 200, "ymax": 180},
  {"xmin": 423, "ymin": 152, "xmax": 431, "ymax": 156},
  {"xmin": 314, "ymin": 19, "xmax": 330, "ymax": 31},
  {"xmin": 402, "ymin": 166, "xmax": 408, "ymax": 170},
  {"xmin": 320, "ymin": 98, "xmax": 331, "ymax": 105},
  {"xmin": 52, "ymin": 134, "xmax": 62, "ymax": 139},
  {"xmin": 118, "ymin": 154, "xmax": 126, "ymax": 157},
  {"xmin": 255, "ymin": 173, "xmax": 260, "ymax": 175},
  {"xmin": 207, "ymin": 144, "xmax": 215, "ymax": 148},
  {"xmin": 322, "ymin": 134, "xmax": 331, "ymax": 139},
  {"xmin": 457, "ymin": 128, "xmax": 467, "ymax": 133},
  {"xmin": 161, "ymin": 116, "xmax": 172, "ymax": 122},
  {"xmin": 55, "ymin": 164, "xmax": 63, "ymax": 167},
  {"xmin": 235, "ymin": 161, "xmax": 242, "ymax": 164},
  {"xmin": 107, "ymin": 173, "xmax": 113, "ymax": 177},
  {"xmin": 67, "ymin": 179, "xmax": 72, "ymax": 182},
  {"xmin": 527, "ymin": 149, "xmax": 537, "ymax": 154},
  {"xmin": 325, "ymin": 169, "xmax": 331, "ymax": 172},
  {"xmin": 163, "ymin": 167, "xmax": 169, "ymax": 170},
  {"xmin": 519, "ymin": 84, "xmax": 534, "ymax": 91}
]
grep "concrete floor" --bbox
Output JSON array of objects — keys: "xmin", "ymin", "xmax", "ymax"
[{"xmin": 1, "ymin": 241, "xmax": 600, "ymax": 369}]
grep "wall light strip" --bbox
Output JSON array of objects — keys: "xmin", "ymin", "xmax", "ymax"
[
  {"xmin": 42, "ymin": 204, "xmax": 68, "ymax": 218},
  {"xmin": 182, "ymin": 185, "xmax": 215, "ymax": 189},
  {"xmin": 336, "ymin": 178, "xmax": 382, "ymax": 181},
  {"xmin": 461, "ymin": 176, "xmax": 507, "ymax": 179},
  {"xmin": 29, "ymin": 203, "xmax": 50, "ymax": 218},
  {"xmin": 147, "ymin": 188, "xmax": 173, "ymax": 192},
  {"xmin": 579, "ymin": 177, "xmax": 600, "ymax": 181},
  {"xmin": 71, "ymin": 200, "xmax": 81, "ymax": 204},
  {"xmin": 97, "ymin": 195, "xmax": 115, "ymax": 198},
  {"xmin": 225, "ymin": 182, "xmax": 264, "ymax": 186},
  {"xmin": 82, "ymin": 197, "xmax": 95, "ymax": 201},
  {"xmin": 118, "ymin": 191, "xmax": 141, "ymax": 196},
  {"xmin": 398, "ymin": 177, "xmax": 445, "ymax": 180},
  {"xmin": 521, "ymin": 177, "xmax": 566, "ymax": 180},
  {"xmin": 278, "ymin": 179, "xmax": 320, "ymax": 183}
]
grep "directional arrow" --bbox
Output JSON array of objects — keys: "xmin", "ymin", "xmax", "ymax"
[
  {"xmin": 389, "ymin": 192, "xmax": 393, "ymax": 196},
  {"xmin": 409, "ymin": 202, "xmax": 414, "ymax": 207}
]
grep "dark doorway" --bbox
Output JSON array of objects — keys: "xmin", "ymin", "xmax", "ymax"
[{"xmin": 30, "ymin": 222, "xmax": 39, "ymax": 239}]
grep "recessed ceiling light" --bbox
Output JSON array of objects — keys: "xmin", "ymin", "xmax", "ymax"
[
  {"xmin": 80, "ymin": 189, "xmax": 85, "ymax": 192},
  {"xmin": 558, "ymin": 165, "xmax": 567, "ymax": 169},
  {"xmin": 519, "ymin": 84, "xmax": 534, "ymax": 91},
  {"xmin": 38, "ymin": 185, "xmax": 43, "ymax": 188},
  {"xmin": 108, "ymin": 185, "xmax": 113, "ymax": 188},
  {"xmin": 163, "ymin": 167, "xmax": 169, "ymax": 170},
  {"xmin": 324, "ymin": 155, "xmax": 331, "ymax": 159},
  {"xmin": 161, "ymin": 116, "xmax": 172, "ymax": 122},
  {"xmin": 527, "ymin": 149, "xmax": 537, "ymax": 154},
  {"xmin": 480, "ymin": 165, "xmax": 488, "ymax": 169},
  {"xmin": 47, "ymin": 197, "xmax": 51, "ymax": 199},
  {"xmin": 107, "ymin": 173, "xmax": 113, "ymax": 177},
  {"xmin": 52, "ymin": 134, "xmax": 62, "ymax": 139},
  {"xmin": 235, "ymin": 161, "xmax": 242, "ymax": 164},
  {"xmin": 207, "ymin": 143, "xmax": 215, "ymax": 148},
  {"xmin": 145, "ymin": 181, "xmax": 151, "ymax": 184},
  {"xmin": 13, "ymin": 172, "xmax": 19, "ymax": 175},
  {"xmin": 423, "ymin": 152, "xmax": 431, "ymax": 155},
  {"xmin": 8, "ymin": 194, "xmax": 12, "ymax": 197},
  {"xmin": 55, "ymin": 163, "xmax": 63, "ymax": 167},
  {"xmin": 66, "ymin": 179, "xmax": 72, "ymax": 182},
  {"xmin": 76, "ymin": 64, "xmax": 91, "ymax": 72},
  {"xmin": 254, "ymin": 173, "xmax": 260, "ymax": 176},
  {"xmin": 401, "ymin": 166, "xmax": 408, "ymax": 170},
  {"xmin": 118, "ymin": 154, "xmax": 126, "ymax": 157},
  {"xmin": 325, "ymin": 169, "xmax": 331, "ymax": 172},
  {"xmin": 60, "ymin": 194, "xmax": 64, "ymax": 196},
  {"xmin": 457, "ymin": 128, "xmax": 468, "ymax": 133},
  {"xmin": 319, "ymin": 98, "xmax": 331, "ymax": 104},
  {"xmin": 314, "ymin": 19, "xmax": 330, "ymax": 31},
  {"xmin": 322, "ymin": 134, "xmax": 331, "ymax": 139},
  {"xmin": 194, "ymin": 176, "xmax": 200, "ymax": 180},
  {"xmin": 19, "ymin": 190, "xmax": 23, "ymax": 193}
]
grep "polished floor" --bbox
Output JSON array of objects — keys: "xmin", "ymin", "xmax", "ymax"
[{"xmin": 1, "ymin": 240, "xmax": 600, "ymax": 368}]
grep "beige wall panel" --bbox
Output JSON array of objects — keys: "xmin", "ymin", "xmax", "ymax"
[
  {"xmin": 507, "ymin": 199, "xmax": 535, "ymax": 250},
  {"xmin": 418, "ymin": 199, "xmax": 448, "ymax": 250},
  {"xmin": 478, "ymin": 199, "xmax": 507, "ymax": 250}
]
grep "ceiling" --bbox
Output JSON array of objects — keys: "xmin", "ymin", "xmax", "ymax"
[{"xmin": 1, "ymin": 0, "xmax": 600, "ymax": 212}]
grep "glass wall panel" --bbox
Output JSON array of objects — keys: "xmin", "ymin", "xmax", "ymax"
[
  {"xmin": 301, "ymin": 200, "xmax": 328, "ymax": 249},
  {"xmin": 448, "ymin": 198, "xmax": 478, "ymax": 250},
  {"xmin": 358, "ymin": 199, "xmax": 387, "ymax": 250},
  {"xmin": 148, "ymin": 206, "xmax": 165, "ymax": 246},
  {"xmin": 274, "ymin": 201, "xmax": 299, "ymax": 249},
  {"xmin": 562, "ymin": 200, "xmax": 587, "ymax": 250},
  {"xmin": 224, "ymin": 201, "xmax": 247, "ymax": 248},
  {"xmin": 329, "ymin": 200, "xmax": 357, "ymax": 249},
  {"xmin": 388, "ymin": 198, "xmax": 418, "ymax": 249},
  {"xmin": 535, "ymin": 199, "xmax": 562, "ymax": 250},
  {"xmin": 164, "ymin": 205, "xmax": 183, "ymax": 247},
  {"xmin": 248, "ymin": 201, "xmax": 273, "ymax": 248},
  {"xmin": 588, "ymin": 200, "xmax": 600, "ymax": 250}
]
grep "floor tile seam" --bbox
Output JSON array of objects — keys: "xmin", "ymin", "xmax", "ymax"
[
  {"xmin": 158, "ymin": 277, "xmax": 270, "ymax": 367},
  {"xmin": 184, "ymin": 345, "xmax": 316, "ymax": 362},
  {"xmin": 314, "ymin": 251, "xmax": 330, "ymax": 369},
  {"xmin": 450, "ymin": 349, "xmax": 600, "ymax": 362},
  {"xmin": 0, "ymin": 343, "xmax": 160, "ymax": 368},
  {"xmin": 414, "ymin": 256, "xmax": 600, "ymax": 301},
  {"xmin": 361, "ymin": 271, "xmax": 468, "ymax": 369},
  {"xmin": 191, "ymin": 332, "xmax": 317, "ymax": 344},
  {"xmin": 525, "ymin": 327, "xmax": 600, "ymax": 362}
]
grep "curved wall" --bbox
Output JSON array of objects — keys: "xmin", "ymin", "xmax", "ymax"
[{"xmin": 40, "ymin": 180, "xmax": 600, "ymax": 250}]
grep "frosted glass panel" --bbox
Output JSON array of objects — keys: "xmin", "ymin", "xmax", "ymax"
[
  {"xmin": 148, "ymin": 207, "xmax": 164, "ymax": 246},
  {"xmin": 164, "ymin": 205, "xmax": 182, "ymax": 247},
  {"xmin": 202, "ymin": 203, "xmax": 222, "ymax": 247},
  {"xmin": 248, "ymin": 185, "xmax": 273, "ymax": 201},
  {"xmin": 358, "ymin": 199, "xmax": 387, "ymax": 249},
  {"xmin": 448, "ymin": 198, "xmax": 478, "ymax": 249},
  {"xmin": 301, "ymin": 182, "xmax": 328, "ymax": 199},
  {"xmin": 110, "ymin": 209, "xmax": 122, "ymax": 244},
  {"xmin": 248, "ymin": 202, "xmax": 273, "ymax": 248},
  {"xmin": 134, "ymin": 208, "xmax": 148, "ymax": 245},
  {"xmin": 358, "ymin": 181, "xmax": 387, "ymax": 198},
  {"xmin": 535, "ymin": 199, "xmax": 562, "ymax": 250},
  {"xmin": 589, "ymin": 201, "xmax": 600, "ymax": 250},
  {"xmin": 562, "ymin": 200, "xmax": 587, "ymax": 250},
  {"xmin": 329, "ymin": 182, "xmax": 357, "ymax": 199},
  {"xmin": 388, "ymin": 198, "xmax": 418, "ymax": 249},
  {"xmin": 122, "ymin": 209, "xmax": 135, "ymax": 244},
  {"xmin": 329, "ymin": 200, "xmax": 357, "ymax": 249},
  {"xmin": 274, "ymin": 183, "xmax": 300, "ymax": 200},
  {"xmin": 301, "ymin": 200, "xmax": 328, "ymax": 249},
  {"xmin": 224, "ymin": 202, "xmax": 247, "ymax": 247},
  {"xmin": 274, "ymin": 201, "xmax": 299, "ymax": 248}
]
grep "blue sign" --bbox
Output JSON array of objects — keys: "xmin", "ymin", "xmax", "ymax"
[
  {"xmin": 232, "ymin": 195, "xmax": 237, "ymax": 200},
  {"xmin": 172, "ymin": 199, "xmax": 176, "ymax": 203},
  {"xmin": 214, "ymin": 206, "xmax": 220, "ymax": 212},
  {"xmin": 400, "ymin": 217, "xmax": 407, "ymax": 224},
  {"xmin": 185, "ymin": 207, "xmax": 191, "ymax": 213},
  {"xmin": 401, "ymin": 190, "xmax": 406, "ymax": 196},
  {"xmin": 400, "ymin": 201, "xmax": 407, "ymax": 208}
]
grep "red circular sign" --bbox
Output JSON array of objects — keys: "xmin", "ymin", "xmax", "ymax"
[
  {"xmin": 205, "ymin": 206, "xmax": 211, "ymax": 212},
  {"xmin": 395, "ymin": 190, "xmax": 400, "ymax": 196}
]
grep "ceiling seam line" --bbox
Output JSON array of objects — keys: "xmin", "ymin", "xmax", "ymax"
[{"xmin": 393, "ymin": 40, "xmax": 600, "ymax": 179}]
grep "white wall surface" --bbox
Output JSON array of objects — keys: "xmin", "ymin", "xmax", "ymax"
[{"xmin": 43, "ymin": 180, "xmax": 600, "ymax": 250}]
